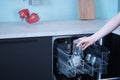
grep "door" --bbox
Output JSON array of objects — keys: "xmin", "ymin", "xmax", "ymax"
[{"xmin": 0, "ymin": 37, "xmax": 52, "ymax": 80}]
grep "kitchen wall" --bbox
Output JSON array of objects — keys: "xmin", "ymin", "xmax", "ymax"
[
  {"xmin": 0, "ymin": 0, "xmax": 118, "ymax": 22},
  {"xmin": 118, "ymin": 0, "xmax": 120, "ymax": 12}
]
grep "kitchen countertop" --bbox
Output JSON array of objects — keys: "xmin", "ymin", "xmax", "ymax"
[{"xmin": 0, "ymin": 19, "xmax": 119, "ymax": 39}]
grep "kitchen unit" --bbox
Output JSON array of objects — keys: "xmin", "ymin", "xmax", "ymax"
[
  {"xmin": 0, "ymin": 37, "xmax": 52, "ymax": 80},
  {"xmin": 0, "ymin": 20, "xmax": 120, "ymax": 80}
]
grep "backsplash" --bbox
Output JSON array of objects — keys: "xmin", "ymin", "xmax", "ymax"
[{"xmin": 0, "ymin": 0, "xmax": 118, "ymax": 22}]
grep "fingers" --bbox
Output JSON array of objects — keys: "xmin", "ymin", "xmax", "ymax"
[
  {"xmin": 76, "ymin": 40, "xmax": 82, "ymax": 47},
  {"xmin": 82, "ymin": 42, "xmax": 91, "ymax": 50},
  {"xmin": 76, "ymin": 37, "xmax": 85, "ymax": 47},
  {"xmin": 76, "ymin": 37, "xmax": 86, "ymax": 46},
  {"xmin": 81, "ymin": 42, "xmax": 88, "ymax": 50},
  {"xmin": 76, "ymin": 37, "xmax": 92, "ymax": 50}
]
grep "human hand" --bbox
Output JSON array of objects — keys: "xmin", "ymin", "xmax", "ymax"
[{"xmin": 76, "ymin": 36, "xmax": 95, "ymax": 50}]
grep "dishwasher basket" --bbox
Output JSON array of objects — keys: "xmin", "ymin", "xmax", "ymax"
[{"xmin": 55, "ymin": 39, "xmax": 110, "ymax": 78}]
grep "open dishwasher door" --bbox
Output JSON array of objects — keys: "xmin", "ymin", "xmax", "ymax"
[{"xmin": 53, "ymin": 35, "xmax": 110, "ymax": 80}]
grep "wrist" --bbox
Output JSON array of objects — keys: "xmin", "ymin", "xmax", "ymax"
[{"xmin": 89, "ymin": 34, "xmax": 99, "ymax": 44}]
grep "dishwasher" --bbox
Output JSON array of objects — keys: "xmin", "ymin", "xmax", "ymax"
[{"xmin": 52, "ymin": 34, "xmax": 110, "ymax": 80}]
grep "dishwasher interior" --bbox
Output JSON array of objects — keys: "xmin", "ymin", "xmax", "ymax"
[{"xmin": 53, "ymin": 34, "xmax": 110, "ymax": 80}]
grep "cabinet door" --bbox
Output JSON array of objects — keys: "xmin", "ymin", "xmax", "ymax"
[{"xmin": 0, "ymin": 37, "xmax": 52, "ymax": 80}]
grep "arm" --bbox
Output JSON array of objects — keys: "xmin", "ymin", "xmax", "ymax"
[
  {"xmin": 90, "ymin": 12, "xmax": 120, "ymax": 41},
  {"xmin": 77, "ymin": 12, "xmax": 120, "ymax": 50}
]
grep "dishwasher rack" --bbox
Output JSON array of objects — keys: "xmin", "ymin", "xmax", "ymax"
[{"xmin": 53, "ymin": 35, "xmax": 110, "ymax": 80}]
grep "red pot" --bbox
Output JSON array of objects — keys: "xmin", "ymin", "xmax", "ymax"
[
  {"xmin": 18, "ymin": 9, "xmax": 30, "ymax": 19},
  {"xmin": 26, "ymin": 13, "xmax": 39, "ymax": 24}
]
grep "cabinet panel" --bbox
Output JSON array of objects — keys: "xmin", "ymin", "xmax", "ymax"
[
  {"xmin": 0, "ymin": 37, "xmax": 52, "ymax": 80},
  {"xmin": 103, "ymin": 33, "xmax": 120, "ymax": 78}
]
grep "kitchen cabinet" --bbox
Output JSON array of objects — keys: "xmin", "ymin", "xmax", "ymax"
[
  {"xmin": 0, "ymin": 37, "xmax": 52, "ymax": 80},
  {"xmin": 102, "ymin": 33, "xmax": 120, "ymax": 78}
]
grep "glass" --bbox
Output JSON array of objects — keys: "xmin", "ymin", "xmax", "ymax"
[
  {"xmin": 73, "ymin": 39, "xmax": 83, "ymax": 57},
  {"xmin": 85, "ymin": 54, "xmax": 91, "ymax": 62},
  {"xmin": 69, "ymin": 39, "xmax": 84, "ymax": 67}
]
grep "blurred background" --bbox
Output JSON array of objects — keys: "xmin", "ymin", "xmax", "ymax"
[{"xmin": 0, "ymin": 0, "xmax": 119, "ymax": 22}]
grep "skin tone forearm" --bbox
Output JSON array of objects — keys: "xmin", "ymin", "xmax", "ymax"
[
  {"xmin": 90, "ymin": 12, "xmax": 120, "ymax": 42},
  {"xmin": 77, "ymin": 12, "xmax": 120, "ymax": 50}
]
